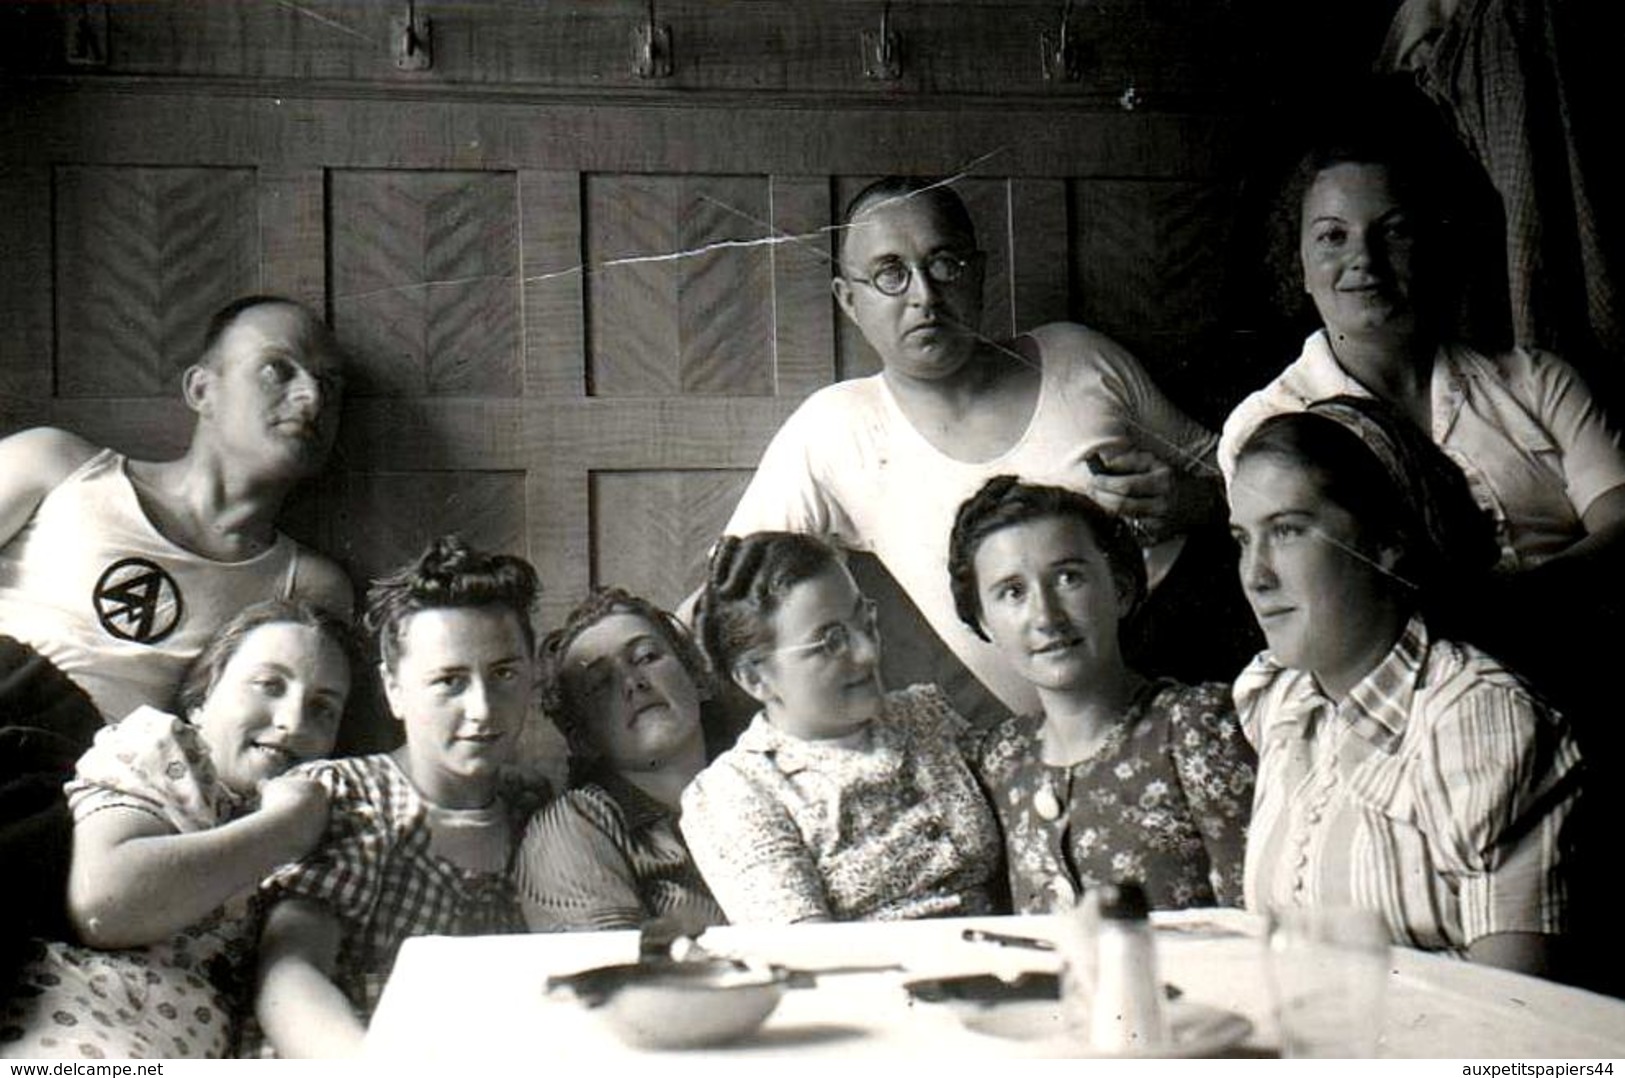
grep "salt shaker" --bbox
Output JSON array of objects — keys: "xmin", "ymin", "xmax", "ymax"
[{"xmin": 1087, "ymin": 881, "xmax": 1170, "ymax": 1053}]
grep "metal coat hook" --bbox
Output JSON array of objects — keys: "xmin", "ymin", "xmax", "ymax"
[
  {"xmin": 393, "ymin": 0, "xmax": 432, "ymax": 71},
  {"xmin": 633, "ymin": 0, "xmax": 674, "ymax": 79},
  {"xmin": 1040, "ymin": 0, "xmax": 1084, "ymax": 82},
  {"xmin": 861, "ymin": 1, "xmax": 902, "ymax": 81},
  {"xmin": 64, "ymin": 3, "xmax": 108, "ymax": 67}
]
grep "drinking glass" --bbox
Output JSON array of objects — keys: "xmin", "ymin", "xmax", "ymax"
[{"xmin": 1266, "ymin": 906, "xmax": 1390, "ymax": 1058}]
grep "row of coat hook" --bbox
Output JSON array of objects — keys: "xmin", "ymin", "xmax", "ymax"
[{"xmin": 382, "ymin": 0, "xmax": 1137, "ymax": 104}]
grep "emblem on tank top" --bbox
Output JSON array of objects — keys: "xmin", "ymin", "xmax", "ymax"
[{"xmin": 93, "ymin": 557, "xmax": 183, "ymax": 644}]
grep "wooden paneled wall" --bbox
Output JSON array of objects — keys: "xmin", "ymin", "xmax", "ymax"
[{"xmin": 0, "ymin": 0, "xmax": 1337, "ymax": 747}]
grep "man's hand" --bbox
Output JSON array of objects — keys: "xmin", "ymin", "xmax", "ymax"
[{"xmin": 1087, "ymin": 444, "xmax": 1222, "ymax": 546}]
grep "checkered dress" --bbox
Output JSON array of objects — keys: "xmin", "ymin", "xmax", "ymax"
[{"xmin": 259, "ymin": 754, "xmax": 527, "ymax": 1017}]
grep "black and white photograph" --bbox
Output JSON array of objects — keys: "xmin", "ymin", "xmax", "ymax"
[{"xmin": 1, "ymin": 0, "xmax": 1621, "ymax": 1063}]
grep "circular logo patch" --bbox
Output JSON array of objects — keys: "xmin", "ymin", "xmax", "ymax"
[{"xmin": 93, "ymin": 557, "xmax": 183, "ymax": 644}]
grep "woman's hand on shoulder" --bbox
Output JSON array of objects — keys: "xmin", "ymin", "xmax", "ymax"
[{"xmin": 256, "ymin": 773, "xmax": 331, "ymax": 860}]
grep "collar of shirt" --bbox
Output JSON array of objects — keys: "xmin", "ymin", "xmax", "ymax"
[
  {"xmin": 1292, "ymin": 330, "xmax": 1380, "ymax": 407},
  {"xmin": 1234, "ymin": 614, "xmax": 1431, "ymax": 756},
  {"xmin": 1336, "ymin": 614, "xmax": 1431, "ymax": 754},
  {"xmin": 731, "ymin": 709, "xmax": 883, "ymax": 776},
  {"xmin": 1297, "ymin": 331, "xmax": 1461, "ymax": 445},
  {"xmin": 1435, "ymin": 340, "xmax": 1560, "ymax": 458}
]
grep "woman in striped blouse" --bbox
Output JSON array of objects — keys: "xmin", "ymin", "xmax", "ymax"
[
  {"xmin": 1227, "ymin": 396, "xmax": 1584, "ymax": 980},
  {"xmin": 514, "ymin": 588, "xmax": 725, "ymax": 932}
]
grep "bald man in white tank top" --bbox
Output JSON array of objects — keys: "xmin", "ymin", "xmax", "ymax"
[{"xmin": 0, "ymin": 296, "xmax": 352, "ymax": 952}]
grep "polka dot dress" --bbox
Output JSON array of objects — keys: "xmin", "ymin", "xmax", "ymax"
[
  {"xmin": 0, "ymin": 910, "xmax": 252, "ymax": 1059},
  {"xmin": 0, "ymin": 709, "xmax": 254, "ymax": 1059}
]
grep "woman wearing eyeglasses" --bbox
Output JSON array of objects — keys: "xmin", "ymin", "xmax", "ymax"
[
  {"xmin": 680, "ymin": 531, "xmax": 1002, "ymax": 924},
  {"xmin": 711, "ymin": 176, "xmax": 1257, "ymax": 732}
]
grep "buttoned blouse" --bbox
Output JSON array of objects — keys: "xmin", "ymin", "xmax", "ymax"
[
  {"xmin": 680, "ymin": 684, "xmax": 1003, "ymax": 924},
  {"xmin": 976, "ymin": 680, "xmax": 1255, "ymax": 915},
  {"xmin": 1218, "ymin": 331, "xmax": 1625, "ymax": 569},
  {"xmin": 1236, "ymin": 617, "xmax": 1583, "ymax": 952}
]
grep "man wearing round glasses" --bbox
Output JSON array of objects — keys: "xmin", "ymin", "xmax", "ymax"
[{"xmin": 719, "ymin": 176, "xmax": 1255, "ymax": 725}]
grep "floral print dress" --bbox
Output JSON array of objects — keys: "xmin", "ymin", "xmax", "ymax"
[
  {"xmin": 0, "ymin": 708, "xmax": 256, "ymax": 1059},
  {"xmin": 976, "ymin": 680, "xmax": 1256, "ymax": 914}
]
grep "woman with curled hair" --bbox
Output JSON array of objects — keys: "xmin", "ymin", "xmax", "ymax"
[
  {"xmin": 680, "ymin": 531, "xmax": 1001, "ymax": 924},
  {"xmin": 513, "ymin": 587, "xmax": 725, "ymax": 932},
  {"xmin": 949, "ymin": 476, "xmax": 1255, "ymax": 914},
  {"xmin": 1, "ymin": 600, "xmax": 353, "ymax": 1059},
  {"xmin": 254, "ymin": 536, "xmax": 545, "ymax": 1057},
  {"xmin": 1218, "ymin": 119, "xmax": 1625, "ymax": 733},
  {"xmin": 1229, "ymin": 396, "xmax": 1584, "ymax": 979}
]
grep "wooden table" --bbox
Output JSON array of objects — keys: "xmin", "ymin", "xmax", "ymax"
[{"xmin": 365, "ymin": 910, "xmax": 1625, "ymax": 1059}]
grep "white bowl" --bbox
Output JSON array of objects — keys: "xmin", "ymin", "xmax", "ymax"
[{"xmin": 547, "ymin": 958, "xmax": 787, "ymax": 1049}]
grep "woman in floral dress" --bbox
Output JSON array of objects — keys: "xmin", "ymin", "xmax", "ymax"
[
  {"xmin": 949, "ymin": 476, "xmax": 1256, "ymax": 913},
  {"xmin": 0, "ymin": 600, "xmax": 352, "ymax": 1059}
]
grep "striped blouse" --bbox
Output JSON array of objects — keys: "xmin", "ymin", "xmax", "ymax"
[
  {"xmin": 1235, "ymin": 616, "xmax": 1583, "ymax": 953},
  {"xmin": 513, "ymin": 771, "xmax": 725, "ymax": 932}
]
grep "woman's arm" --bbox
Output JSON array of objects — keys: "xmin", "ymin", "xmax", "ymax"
[
  {"xmin": 1538, "ymin": 484, "xmax": 1625, "ymax": 567},
  {"xmin": 1467, "ymin": 931, "xmax": 1561, "ymax": 978},
  {"xmin": 68, "ymin": 774, "xmax": 328, "ymax": 948},
  {"xmin": 1424, "ymin": 675, "xmax": 1583, "ymax": 981},
  {"xmin": 256, "ymin": 896, "xmax": 366, "ymax": 1058},
  {"xmin": 1166, "ymin": 684, "xmax": 1258, "ymax": 907}
]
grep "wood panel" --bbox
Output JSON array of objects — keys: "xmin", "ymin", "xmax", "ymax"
[
  {"xmin": 0, "ymin": 165, "xmax": 52, "ymax": 409},
  {"xmin": 520, "ymin": 170, "xmax": 585, "ymax": 399},
  {"xmin": 0, "ymin": 1, "xmax": 1254, "ymax": 102},
  {"xmin": 676, "ymin": 177, "xmax": 774, "ymax": 395},
  {"xmin": 584, "ymin": 174, "xmax": 774, "ymax": 398},
  {"xmin": 296, "ymin": 470, "xmax": 527, "ymax": 590},
  {"xmin": 54, "ymin": 165, "xmax": 257, "ymax": 397},
  {"xmin": 529, "ymin": 396, "xmax": 799, "ymax": 626},
  {"xmin": 258, "ymin": 167, "xmax": 327, "ymax": 307},
  {"xmin": 768, "ymin": 176, "xmax": 839, "ymax": 396},
  {"xmin": 584, "ymin": 175, "xmax": 679, "ymax": 396},
  {"xmin": 329, "ymin": 169, "xmax": 520, "ymax": 397},
  {"xmin": 590, "ymin": 470, "xmax": 753, "ymax": 614},
  {"xmin": 1071, "ymin": 178, "xmax": 1241, "ymax": 392},
  {"xmin": 0, "ymin": 60, "xmax": 1267, "ymax": 760},
  {"xmin": 1008, "ymin": 178, "xmax": 1073, "ymax": 331},
  {"xmin": 0, "ymin": 87, "xmax": 1239, "ymax": 181}
]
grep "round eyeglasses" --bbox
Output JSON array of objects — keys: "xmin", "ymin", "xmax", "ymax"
[
  {"xmin": 764, "ymin": 598, "xmax": 881, "ymax": 663},
  {"xmin": 850, "ymin": 253, "xmax": 973, "ymax": 297}
]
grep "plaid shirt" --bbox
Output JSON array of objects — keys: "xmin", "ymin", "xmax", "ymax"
[
  {"xmin": 259, "ymin": 754, "xmax": 526, "ymax": 1017},
  {"xmin": 1235, "ymin": 616, "xmax": 1583, "ymax": 953}
]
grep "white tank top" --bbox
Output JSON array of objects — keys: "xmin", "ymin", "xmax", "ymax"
[{"xmin": 0, "ymin": 449, "xmax": 303, "ymax": 721}]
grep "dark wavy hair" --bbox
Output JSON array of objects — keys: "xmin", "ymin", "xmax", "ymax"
[
  {"xmin": 363, "ymin": 535, "xmax": 541, "ymax": 672},
  {"xmin": 1234, "ymin": 396, "xmax": 1498, "ymax": 622},
  {"xmin": 948, "ymin": 476, "xmax": 1148, "ymax": 641},
  {"xmin": 837, "ymin": 176, "xmax": 978, "ymax": 268},
  {"xmin": 175, "ymin": 598, "xmax": 357, "ymax": 720},
  {"xmin": 538, "ymin": 586, "xmax": 714, "ymax": 765},
  {"xmin": 695, "ymin": 532, "xmax": 846, "ymax": 676}
]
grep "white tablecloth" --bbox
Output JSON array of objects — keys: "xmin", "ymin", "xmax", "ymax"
[{"xmin": 364, "ymin": 910, "xmax": 1625, "ymax": 1059}]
